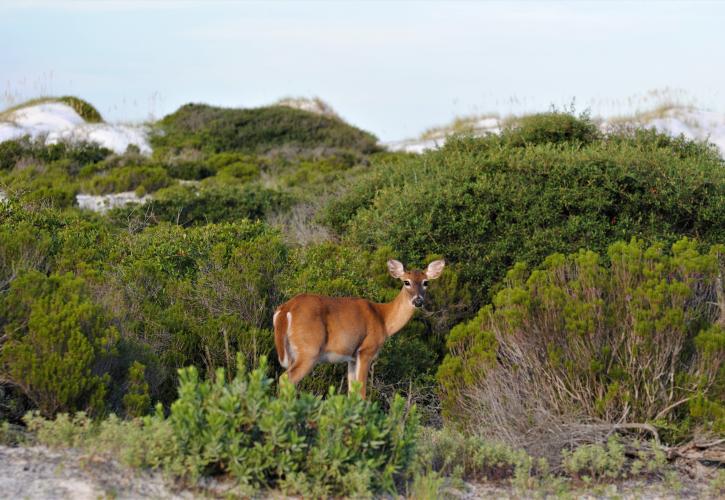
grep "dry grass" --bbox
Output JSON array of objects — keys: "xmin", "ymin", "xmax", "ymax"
[
  {"xmin": 266, "ymin": 202, "xmax": 333, "ymax": 247},
  {"xmin": 451, "ymin": 244, "xmax": 724, "ymax": 465},
  {"xmin": 0, "ymin": 96, "xmax": 103, "ymax": 123},
  {"xmin": 419, "ymin": 113, "xmax": 501, "ymax": 141},
  {"xmin": 274, "ymin": 96, "xmax": 340, "ymax": 119}
]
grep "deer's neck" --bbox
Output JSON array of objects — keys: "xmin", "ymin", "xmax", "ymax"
[{"xmin": 377, "ymin": 288, "xmax": 415, "ymax": 337}]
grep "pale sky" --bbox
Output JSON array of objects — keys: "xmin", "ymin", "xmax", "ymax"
[{"xmin": 2, "ymin": 1, "xmax": 724, "ymax": 141}]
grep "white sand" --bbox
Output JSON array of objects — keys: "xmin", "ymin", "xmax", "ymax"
[
  {"xmin": 386, "ymin": 107, "xmax": 725, "ymax": 156},
  {"xmin": 0, "ymin": 102, "xmax": 151, "ymax": 155}
]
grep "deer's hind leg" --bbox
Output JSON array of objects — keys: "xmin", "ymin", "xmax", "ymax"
[
  {"xmin": 284, "ymin": 310, "xmax": 325, "ymax": 386},
  {"xmin": 287, "ymin": 356, "xmax": 317, "ymax": 385}
]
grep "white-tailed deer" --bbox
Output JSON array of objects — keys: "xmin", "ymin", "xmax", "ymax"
[{"xmin": 273, "ymin": 259, "xmax": 445, "ymax": 398}]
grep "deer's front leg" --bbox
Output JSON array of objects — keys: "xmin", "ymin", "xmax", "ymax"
[{"xmin": 355, "ymin": 348, "xmax": 377, "ymax": 399}]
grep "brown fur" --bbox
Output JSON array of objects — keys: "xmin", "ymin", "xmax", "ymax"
[{"xmin": 273, "ymin": 259, "xmax": 444, "ymax": 398}]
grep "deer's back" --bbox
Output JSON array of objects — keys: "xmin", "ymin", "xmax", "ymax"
[{"xmin": 277, "ymin": 294, "xmax": 386, "ymax": 355}]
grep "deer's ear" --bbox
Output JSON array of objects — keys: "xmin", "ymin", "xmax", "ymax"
[
  {"xmin": 425, "ymin": 259, "xmax": 445, "ymax": 279},
  {"xmin": 387, "ymin": 259, "xmax": 405, "ymax": 279}
]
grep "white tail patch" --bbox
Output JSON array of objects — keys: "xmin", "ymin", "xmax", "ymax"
[
  {"xmin": 279, "ymin": 312, "xmax": 295, "ymax": 368},
  {"xmin": 273, "ymin": 310, "xmax": 280, "ymax": 328}
]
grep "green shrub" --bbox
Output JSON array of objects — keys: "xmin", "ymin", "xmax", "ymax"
[
  {"xmin": 414, "ymin": 426, "xmax": 548, "ymax": 493},
  {"xmin": 0, "ymin": 271, "xmax": 120, "ymax": 417},
  {"xmin": 84, "ymin": 165, "xmax": 170, "ymax": 194},
  {"xmin": 162, "ymin": 160, "xmax": 215, "ymax": 180},
  {"xmin": 118, "ymin": 220, "xmax": 275, "ymax": 279},
  {"xmin": 128, "ymin": 184, "xmax": 290, "ymax": 226},
  {"xmin": 151, "ymin": 103, "xmax": 380, "ymax": 156},
  {"xmin": 26, "ymin": 356, "xmax": 420, "ymax": 496},
  {"xmin": 324, "ymin": 125, "xmax": 724, "ymax": 307},
  {"xmin": 0, "ymin": 201, "xmax": 116, "ymax": 278},
  {"xmin": 169, "ymin": 358, "xmax": 418, "ymax": 495},
  {"xmin": 0, "ymin": 218, "xmax": 51, "ymax": 291},
  {"xmin": 561, "ymin": 437, "xmax": 627, "ymax": 482},
  {"xmin": 561, "ymin": 436, "xmax": 667, "ymax": 483},
  {"xmin": 0, "ymin": 136, "xmax": 109, "ymax": 171},
  {"xmin": 105, "ymin": 221, "xmax": 286, "ymax": 399},
  {"xmin": 123, "ymin": 361, "xmax": 151, "ymax": 418},
  {"xmin": 23, "ymin": 410, "xmax": 177, "ymax": 470},
  {"xmin": 438, "ymin": 238, "xmax": 725, "ymax": 443},
  {"xmin": 0, "ymin": 159, "xmax": 79, "ymax": 208},
  {"xmin": 0, "ymin": 139, "xmax": 24, "ymax": 170},
  {"xmin": 501, "ymin": 110, "xmax": 599, "ymax": 146},
  {"xmin": 206, "ymin": 152, "xmax": 261, "ymax": 181}
]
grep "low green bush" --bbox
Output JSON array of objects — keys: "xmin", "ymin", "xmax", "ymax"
[
  {"xmin": 127, "ymin": 184, "xmax": 290, "ymax": 226},
  {"xmin": 207, "ymin": 152, "xmax": 261, "ymax": 181},
  {"xmin": 83, "ymin": 165, "xmax": 170, "ymax": 194},
  {"xmin": 0, "ymin": 136, "xmax": 110, "ymax": 171},
  {"xmin": 162, "ymin": 160, "xmax": 215, "ymax": 180},
  {"xmin": 104, "ymin": 221, "xmax": 287, "ymax": 400},
  {"xmin": 123, "ymin": 361, "xmax": 151, "ymax": 418},
  {"xmin": 562, "ymin": 436, "xmax": 667, "ymax": 483},
  {"xmin": 25, "ymin": 356, "xmax": 420, "ymax": 497},
  {"xmin": 0, "ymin": 160, "xmax": 79, "ymax": 208},
  {"xmin": 417, "ymin": 426, "xmax": 544, "ymax": 484}
]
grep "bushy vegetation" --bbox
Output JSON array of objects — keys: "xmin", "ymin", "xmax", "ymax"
[
  {"xmin": 0, "ymin": 271, "xmax": 120, "ymax": 417},
  {"xmin": 23, "ymin": 356, "xmax": 419, "ymax": 497},
  {"xmin": 501, "ymin": 110, "xmax": 600, "ymax": 146},
  {"xmin": 2, "ymin": 101, "xmax": 724, "ymax": 494},
  {"xmin": 438, "ymin": 238, "xmax": 724, "ymax": 458},
  {"xmin": 116, "ymin": 183, "xmax": 290, "ymax": 226},
  {"xmin": 151, "ymin": 103, "xmax": 380, "ymax": 157},
  {"xmin": 323, "ymin": 114, "xmax": 724, "ymax": 308}
]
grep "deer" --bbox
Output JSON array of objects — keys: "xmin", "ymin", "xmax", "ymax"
[{"xmin": 273, "ymin": 259, "xmax": 445, "ymax": 398}]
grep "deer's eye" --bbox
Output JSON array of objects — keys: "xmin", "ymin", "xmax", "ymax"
[
  {"xmin": 422, "ymin": 280, "xmax": 429, "ymax": 287},
  {"xmin": 403, "ymin": 280, "xmax": 411, "ymax": 286}
]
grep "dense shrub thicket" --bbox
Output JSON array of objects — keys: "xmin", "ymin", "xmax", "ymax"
[
  {"xmin": 0, "ymin": 271, "xmax": 120, "ymax": 417},
  {"xmin": 112, "ymin": 183, "xmax": 291, "ymax": 226},
  {"xmin": 151, "ymin": 103, "xmax": 380, "ymax": 157},
  {"xmin": 438, "ymin": 238, "xmax": 724, "ymax": 455},
  {"xmin": 323, "ymin": 119, "xmax": 724, "ymax": 308}
]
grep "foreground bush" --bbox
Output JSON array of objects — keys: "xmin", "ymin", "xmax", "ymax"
[
  {"xmin": 25, "ymin": 356, "xmax": 419, "ymax": 497},
  {"xmin": 438, "ymin": 238, "xmax": 724, "ymax": 458}
]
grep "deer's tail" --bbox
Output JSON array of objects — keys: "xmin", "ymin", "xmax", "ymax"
[{"xmin": 273, "ymin": 307, "xmax": 289, "ymax": 368}]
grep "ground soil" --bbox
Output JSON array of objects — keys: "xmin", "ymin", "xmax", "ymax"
[{"xmin": 0, "ymin": 445, "xmax": 719, "ymax": 499}]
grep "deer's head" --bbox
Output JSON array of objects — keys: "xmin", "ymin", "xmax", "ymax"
[{"xmin": 387, "ymin": 259, "xmax": 445, "ymax": 308}]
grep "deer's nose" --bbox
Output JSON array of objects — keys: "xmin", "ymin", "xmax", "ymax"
[{"xmin": 413, "ymin": 297, "xmax": 424, "ymax": 308}]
